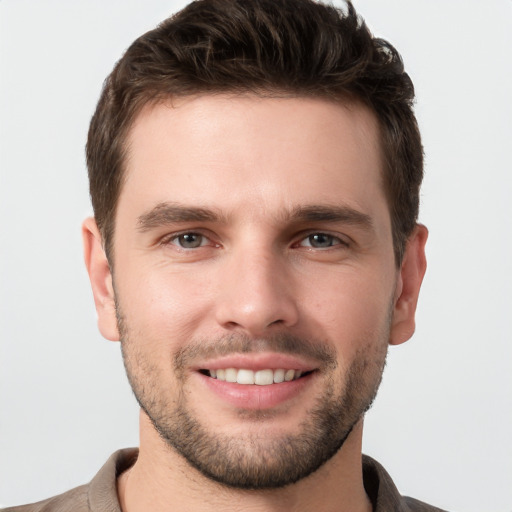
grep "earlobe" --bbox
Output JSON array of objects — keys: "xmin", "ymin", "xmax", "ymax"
[
  {"xmin": 82, "ymin": 217, "xmax": 120, "ymax": 341},
  {"xmin": 389, "ymin": 224, "xmax": 428, "ymax": 346}
]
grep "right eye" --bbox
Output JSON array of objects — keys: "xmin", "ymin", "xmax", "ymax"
[{"xmin": 169, "ymin": 232, "xmax": 210, "ymax": 249}]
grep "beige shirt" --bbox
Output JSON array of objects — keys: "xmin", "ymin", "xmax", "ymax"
[{"xmin": 1, "ymin": 449, "xmax": 448, "ymax": 512}]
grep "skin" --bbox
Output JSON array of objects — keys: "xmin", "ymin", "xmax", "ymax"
[{"xmin": 83, "ymin": 95, "xmax": 427, "ymax": 512}]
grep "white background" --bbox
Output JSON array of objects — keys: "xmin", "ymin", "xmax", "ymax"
[{"xmin": 1, "ymin": 1, "xmax": 511, "ymax": 510}]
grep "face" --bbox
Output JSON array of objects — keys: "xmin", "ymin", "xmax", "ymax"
[{"xmin": 85, "ymin": 95, "xmax": 426, "ymax": 489}]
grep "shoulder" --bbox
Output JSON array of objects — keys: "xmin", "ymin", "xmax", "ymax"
[
  {"xmin": 0, "ymin": 485, "xmax": 88, "ymax": 512},
  {"xmin": 0, "ymin": 448, "xmax": 137, "ymax": 512},
  {"xmin": 404, "ymin": 496, "xmax": 449, "ymax": 512},
  {"xmin": 362, "ymin": 455, "xmax": 450, "ymax": 512}
]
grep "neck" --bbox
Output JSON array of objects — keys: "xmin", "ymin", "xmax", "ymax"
[{"xmin": 118, "ymin": 411, "xmax": 371, "ymax": 512}]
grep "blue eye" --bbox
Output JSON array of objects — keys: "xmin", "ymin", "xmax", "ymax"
[{"xmin": 300, "ymin": 233, "xmax": 342, "ymax": 249}]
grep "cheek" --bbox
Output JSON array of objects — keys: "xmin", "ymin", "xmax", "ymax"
[
  {"xmin": 300, "ymin": 268, "xmax": 393, "ymax": 351},
  {"xmin": 116, "ymin": 262, "xmax": 216, "ymax": 344}
]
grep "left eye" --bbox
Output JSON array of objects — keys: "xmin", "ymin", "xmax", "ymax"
[
  {"xmin": 299, "ymin": 233, "xmax": 343, "ymax": 249},
  {"xmin": 170, "ymin": 233, "xmax": 209, "ymax": 249}
]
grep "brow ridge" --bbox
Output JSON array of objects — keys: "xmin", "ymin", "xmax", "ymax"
[
  {"xmin": 137, "ymin": 202, "xmax": 223, "ymax": 232},
  {"xmin": 137, "ymin": 201, "xmax": 374, "ymax": 232},
  {"xmin": 289, "ymin": 205, "xmax": 373, "ymax": 229}
]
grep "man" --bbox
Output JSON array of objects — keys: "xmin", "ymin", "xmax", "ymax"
[{"xmin": 2, "ymin": 0, "xmax": 444, "ymax": 510}]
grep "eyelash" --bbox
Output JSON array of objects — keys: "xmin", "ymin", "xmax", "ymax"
[
  {"xmin": 163, "ymin": 232, "xmax": 216, "ymax": 250},
  {"xmin": 161, "ymin": 231, "xmax": 349, "ymax": 251},
  {"xmin": 295, "ymin": 232, "xmax": 348, "ymax": 250}
]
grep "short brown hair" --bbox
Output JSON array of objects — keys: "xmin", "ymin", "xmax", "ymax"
[{"xmin": 86, "ymin": 0, "xmax": 423, "ymax": 265}]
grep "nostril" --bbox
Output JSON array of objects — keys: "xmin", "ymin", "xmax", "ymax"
[{"xmin": 224, "ymin": 321, "xmax": 242, "ymax": 330}]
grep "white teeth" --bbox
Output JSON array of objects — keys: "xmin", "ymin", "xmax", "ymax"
[
  {"xmin": 225, "ymin": 368, "xmax": 237, "ymax": 383},
  {"xmin": 284, "ymin": 369, "xmax": 295, "ymax": 382},
  {"xmin": 254, "ymin": 369, "xmax": 274, "ymax": 385},
  {"xmin": 273, "ymin": 368, "xmax": 285, "ymax": 383},
  {"xmin": 208, "ymin": 368, "xmax": 305, "ymax": 385},
  {"xmin": 237, "ymin": 369, "xmax": 255, "ymax": 385}
]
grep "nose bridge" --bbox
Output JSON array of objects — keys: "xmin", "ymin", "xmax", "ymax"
[{"xmin": 215, "ymin": 241, "xmax": 299, "ymax": 334}]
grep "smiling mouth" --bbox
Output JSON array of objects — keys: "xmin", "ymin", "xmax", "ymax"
[{"xmin": 199, "ymin": 368, "xmax": 313, "ymax": 385}]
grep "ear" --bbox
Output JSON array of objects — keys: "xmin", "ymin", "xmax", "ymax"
[
  {"xmin": 389, "ymin": 224, "xmax": 428, "ymax": 346},
  {"xmin": 82, "ymin": 217, "xmax": 120, "ymax": 341}
]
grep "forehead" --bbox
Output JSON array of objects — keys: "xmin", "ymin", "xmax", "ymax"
[{"xmin": 120, "ymin": 94, "xmax": 387, "ymax": 228}]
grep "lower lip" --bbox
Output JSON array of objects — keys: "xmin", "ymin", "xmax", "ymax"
[{"xmin": 197, "ymin": 372, "xmax": 315, "ymax": 410}]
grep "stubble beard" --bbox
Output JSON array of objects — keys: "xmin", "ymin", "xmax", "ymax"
[{"xmin": 118, "ymin": 307, "xmax": 389, "ymax": 490}]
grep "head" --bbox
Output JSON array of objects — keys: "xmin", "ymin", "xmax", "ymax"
[
  {"xmin": 86, "ymin": 0, "xmax": 423, "ymax": 267},
  {"xmin": 83, "ymin": 0, "xmax": 427, "ymax": 492}
]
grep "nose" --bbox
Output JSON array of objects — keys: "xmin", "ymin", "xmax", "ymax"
[{"xmin": 214, "ymin": 248, "xmax": 299, "ymax": 336}]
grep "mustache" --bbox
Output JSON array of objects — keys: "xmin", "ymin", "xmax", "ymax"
[{"xmin": 174, "ymin": 333, "xmax": 337, "ymax": 371}]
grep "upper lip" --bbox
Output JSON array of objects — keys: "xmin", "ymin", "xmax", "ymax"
[{"xmin": 192, "ymin": 352, "xmax": 319, "ymax": 372}]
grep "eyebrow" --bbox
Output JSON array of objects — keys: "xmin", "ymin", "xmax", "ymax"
[
  {"xmin": 137, "ymin": 202, "xmax": 374, "ymax": 232},
  {"xmin": 137, "ymin": 202, "xmax": 224, "ymax": 232},
  {"xmin": 289, "ymin": 205, "xmax": 373, "ymax": 229}
]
